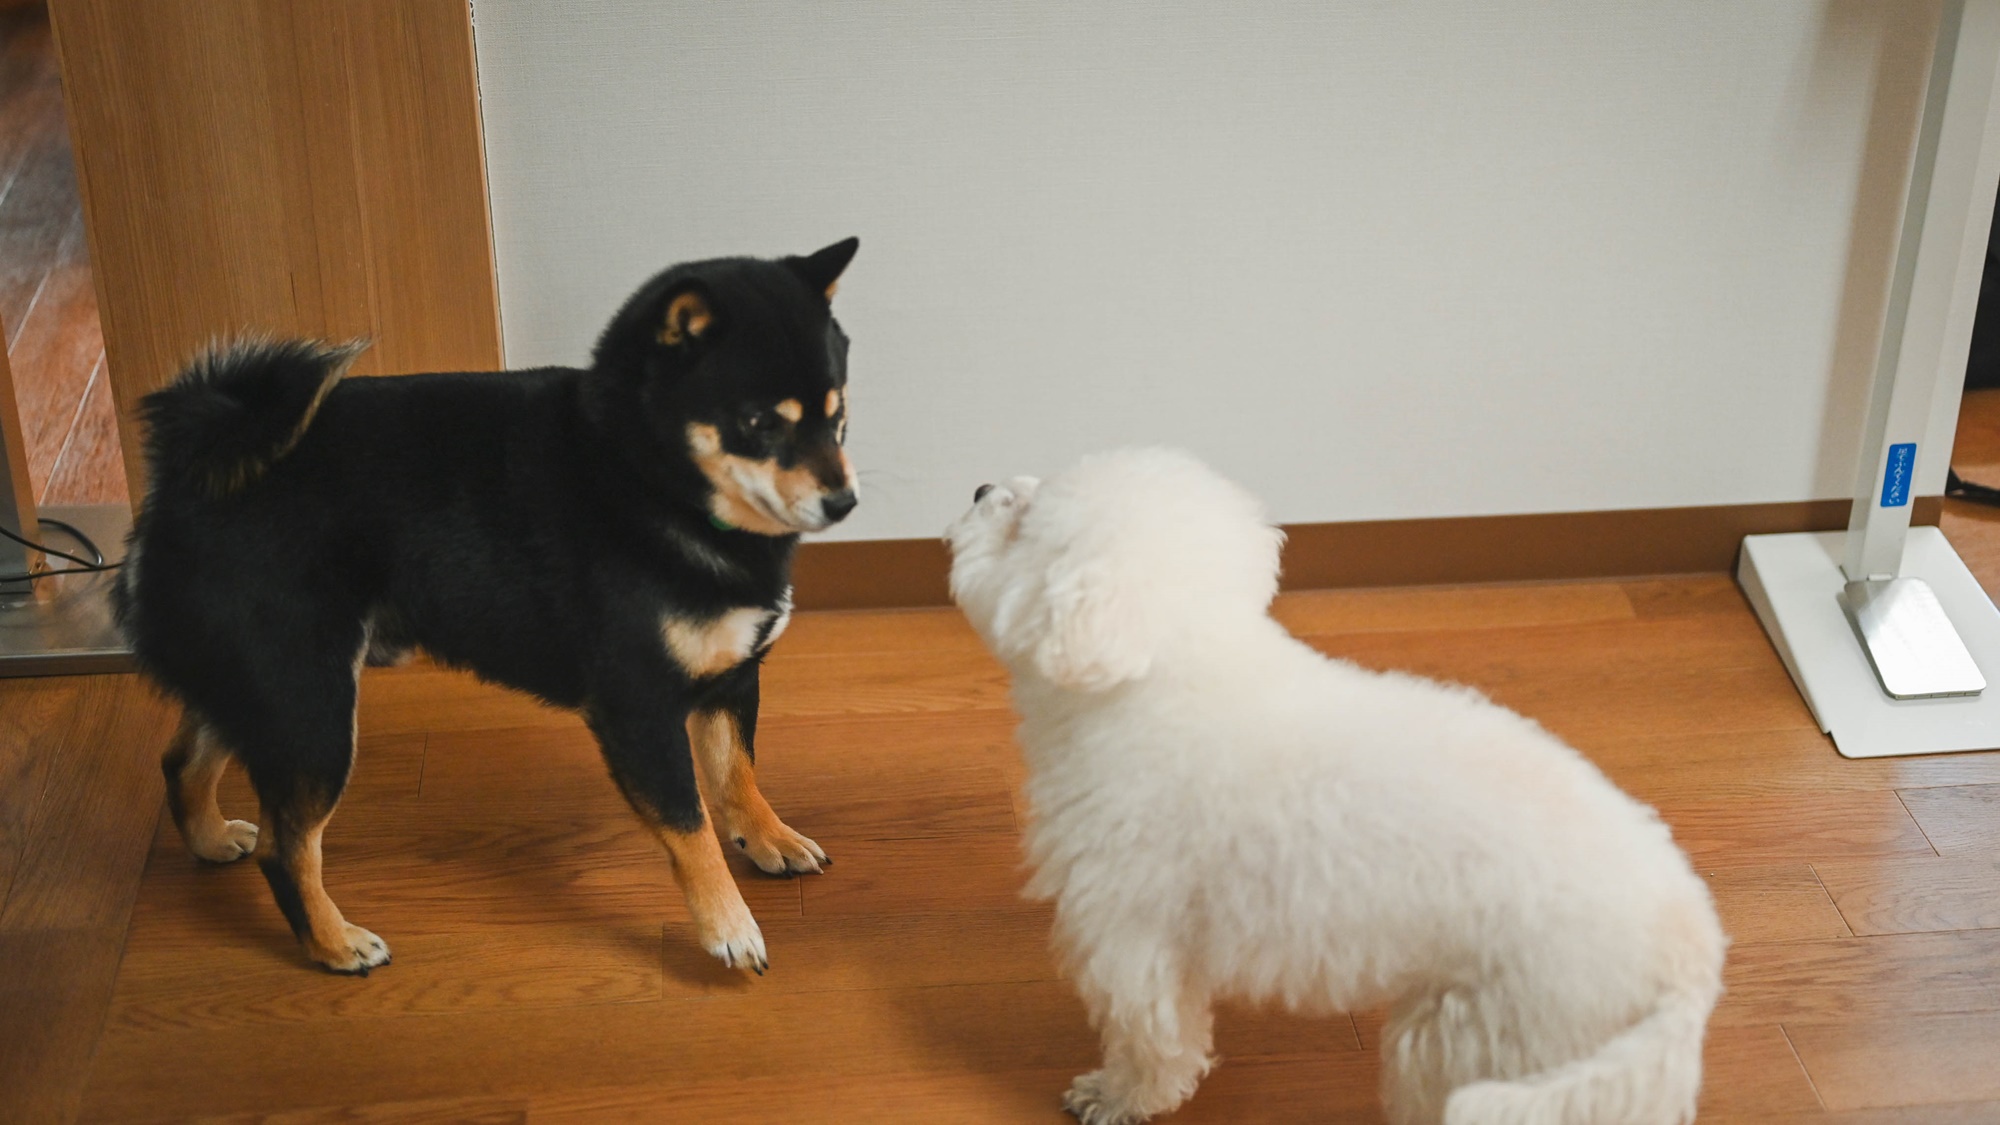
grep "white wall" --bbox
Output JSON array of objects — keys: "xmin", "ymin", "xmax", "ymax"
[{"xmin": 471, "ymin": 1, "xmax": 1960, "ymax": 542}]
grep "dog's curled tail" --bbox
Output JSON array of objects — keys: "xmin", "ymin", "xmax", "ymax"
[
  {"xmin": 139, "ymin": 338, "xmax": 367, "ymax": 498},
  {"xmin": 1442, "ymin": 980, "xmax": 1719, "ymax": 1125}
]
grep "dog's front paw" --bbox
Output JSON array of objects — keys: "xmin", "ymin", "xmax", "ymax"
[
  {"xmin": 733, "ymin": 820, "xmax": 828, "ymax": 877},
  {"xmin": 1063, "ymin": 1071, "xmax": 1150, "ymax": 1125},
  {"xmin": 311, "ymin": 923, "xmax": 391, "ymax": 976},
  {"xmin": 189, "ymin": 818, "xmax": 259, "ymax": 863},
  {"xmin": 696, "ymin": 898, "xmax": 769, "ymax": 974}
]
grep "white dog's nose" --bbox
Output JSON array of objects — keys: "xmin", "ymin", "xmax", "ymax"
[{"xmin": 975, "ymin": 483, "xmax": 995, "ymax": 503}]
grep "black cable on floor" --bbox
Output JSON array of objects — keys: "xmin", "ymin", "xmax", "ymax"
[
  {"xmin": 0, "ymin": 517, "xmax": 120, "ymax": 585},
  {"xmin": 1947, "ymin": 468, "xmax": 2000, "ymax": 508}
]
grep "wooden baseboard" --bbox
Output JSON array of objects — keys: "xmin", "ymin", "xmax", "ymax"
[{"xmin": 790, "ymin": 497, "xmax": 1944, "ymax": 611}]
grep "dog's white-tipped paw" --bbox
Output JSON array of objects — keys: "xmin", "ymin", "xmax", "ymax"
[
  {"xmin": 1063, "ymin": 1072, "xmax": 1149, "ymax": 1125},
  {"xmin": 189, "ymin": 818, "xmax": 259, "ymax": 863},
  {"xmin": 313, "ymin": 923, "xmax": 391, "ymax": 976},
  {"xmin": 734, "ymin": 821, "xmax": 828, "ymax": 877},
  {"xmin": 699, "ymin": 905, "xmax": 769, "ymax": 975}
]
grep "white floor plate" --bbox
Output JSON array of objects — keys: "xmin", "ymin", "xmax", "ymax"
[{"xmin": 1739, "ymin": 527, "xmax": 2000, "ymax": 758}]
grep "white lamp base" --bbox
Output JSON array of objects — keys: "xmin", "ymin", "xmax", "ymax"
[{"xmin": 1739, "ymin": 526, "xmax": 2000, "ymax": 757}]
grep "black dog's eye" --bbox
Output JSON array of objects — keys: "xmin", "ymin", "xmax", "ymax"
[{"xmin": 743, "ymin": 410, "xmax": 784, "ymax": 434}]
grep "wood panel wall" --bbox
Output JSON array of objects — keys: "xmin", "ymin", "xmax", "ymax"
[{"xmin": 45, "ymin": 0, "xmax": 500, "ymax": 499}]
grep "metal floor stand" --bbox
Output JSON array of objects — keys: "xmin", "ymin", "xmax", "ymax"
[{"xmin": 1741, "ymin": 0, "xmax": 2000, "ymax": 757}]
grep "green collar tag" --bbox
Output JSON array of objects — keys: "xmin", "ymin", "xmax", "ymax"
[{"xmin": 708, "ymin": 514, "xmax": 736, "ymax": 532}]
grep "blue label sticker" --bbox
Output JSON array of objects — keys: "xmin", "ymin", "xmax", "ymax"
[{"xmin": 1881, "ymin": 442, "xmax": 1916, "ymax": 508}]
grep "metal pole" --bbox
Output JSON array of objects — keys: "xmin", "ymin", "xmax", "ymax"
[
  {"xmin": 1845, "ymin": 0, "xmax": 1984, "ymax": 581},
  {"xmin": 1833, "ymin": 0, "xmax": 2000, "ymax": 700}
]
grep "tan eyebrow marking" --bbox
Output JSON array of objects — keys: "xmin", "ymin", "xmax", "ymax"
[
  {"xmin": 825, "ymin": 389, "xmax": 843, "ymax": 418},
  {"xmin": 775, "ymin": 399, "xmax": 803, "ymax": 423},
  {"xmin": 688, "ymin": 423, "xmax": 722, "ymax": 456}
]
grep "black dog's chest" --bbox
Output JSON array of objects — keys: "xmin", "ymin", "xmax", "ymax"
[{"xmin": 660, "ymin": 591, "xmax": 793, "ymax": 679}]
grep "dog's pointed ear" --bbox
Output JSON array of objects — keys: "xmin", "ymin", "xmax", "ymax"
[
  {"xmin": 1033, "ymin": 557, "xmax": 1153, "ymax": 691},
  {"xmin": 785, "ymin": 237, "xmax": 860, "ymax": 301},
  {"xmin": 658, "ymin": 284, "xmax": 713, "ymax": 347}
]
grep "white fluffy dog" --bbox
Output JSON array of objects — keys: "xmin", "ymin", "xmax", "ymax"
[{"xmin": 945, "ymin": 448, "xmax": 1726, "ymax": 1125}]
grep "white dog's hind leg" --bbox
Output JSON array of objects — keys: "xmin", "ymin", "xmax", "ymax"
[
  {"xmin": 1383, "ymin": 987, "xmax": 1537, "ymax": 1125},
  {"xmin": 1382, "ymin": 992, "xmax": 1456, "ymax": 1125},
  {"xmin": 1063, "ymin": 978, "xmax": 1215, "ymax": 1125}
]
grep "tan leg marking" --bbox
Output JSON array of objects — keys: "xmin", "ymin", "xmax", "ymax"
[
  {"xmin": 167, "ymin": 716, "xmax": 259, "ymax": 863},
  {"xmin": 260, "ymin": 811, "xmax": 390, "ymax": 974},
  {"xmin": 655, "ymin": 805, "xmax": 766, "ymax": 972},
  {"xmin": 688, "ymin": 710, "xmax": 827, "ymax": 876}
]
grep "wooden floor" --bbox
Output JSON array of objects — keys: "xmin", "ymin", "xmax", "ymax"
[{"xmin": 0, "ymin": 3, "xmax": 124, "ymax": 507}]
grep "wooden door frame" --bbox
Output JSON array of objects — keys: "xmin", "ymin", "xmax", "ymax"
[{"xmin": 46, "ymin": 0, "xmax": 500, "ymax": 501}]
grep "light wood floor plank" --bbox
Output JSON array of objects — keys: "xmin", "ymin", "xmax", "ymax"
[
  {"xmin": 1271, "ymin": 580, "xmax": 1635, "ymax": 636},
  {"xmin": 104, "ymin": 922, "xmax": 665, "ymax": 1034},
  {"xmin": 800, "ymin": 833, "xmax": 1031, "ymax": 917},
  {"xmin": 1, "ymin": 676, "xmax": 170, "ymax": 931},
  {"xmin": 1704, "ymin": 864, "xmax": 1852, "ymax": 944},
  {"xmin": 77, "ymin": 980, "xmax": 1102, "ymax": 1121},
  {"xmin": 1717, "ymin": 930, "xmax": 2000, "ymax": 1027},
  {"xmin": 1897, "ymin": 784, "xmax": 2000, "ymax": 855},
  {"xmin": 1703, "ymin": 1103, "xmax": 2000, "ymax": 1125},
  {"xmin": 1303, "ymin": 616, "xmax": 1817, "ymax": 745},
  {"xmin": 1658, "ymin": 790, "xmax": 1937, "ymax": 867},
  {"xmin": 1785, "ymin": 1011, "xmax": 2000, "ymax": 1111},
  {"xmin": 0, "ymin": 675, "xmax": 86, "ymax": 912},
  {"xmin": 103, "ymin": 1095, "xmax": 530, "ymax": 1125},
  {"xmin": 1814, "ymin": 854, "xmax": 2000, "ymax": 936},
  {"xmin": 1583, "ymin": 728, "xmax": 2000, "ymax": 804},
  {"xmin": 527, "ymin": 1057, "xmax": 1384, "ymax": 1125},
  {"xmin": 0, "ymin": 926, "xmax": 128, "ymax": 1125}
]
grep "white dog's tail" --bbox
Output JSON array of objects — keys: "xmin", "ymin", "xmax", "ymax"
[{"xmin": 1441, "ymin": 982, "xmax": 1717, "ymax": 1125}]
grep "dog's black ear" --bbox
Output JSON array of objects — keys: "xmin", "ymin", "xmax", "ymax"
[
  {"xmin": 657, "ymin": 283, "xmax": 713, "ymax": 347},
  {"xmin": 785, "ymin": 237, "xmax": 860, "ymax": 301}
]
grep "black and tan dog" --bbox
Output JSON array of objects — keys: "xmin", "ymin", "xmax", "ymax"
[{"xmin": 115, "ymin": 240, "xmax": 861, "ymax": 975}]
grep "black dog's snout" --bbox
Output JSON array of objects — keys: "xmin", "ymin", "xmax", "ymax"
[
  {"xmin": 975, "ymin": 483, "xmax": 994, "ymax": 503},
  {"xmin": 822, "ymin": 489, "xmax": 859, "ymax": 522}
]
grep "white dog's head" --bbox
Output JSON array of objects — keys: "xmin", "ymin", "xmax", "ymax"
[{"xmin": 946, "ymin": 448, "xmax": 1284, "ymax": 692}]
